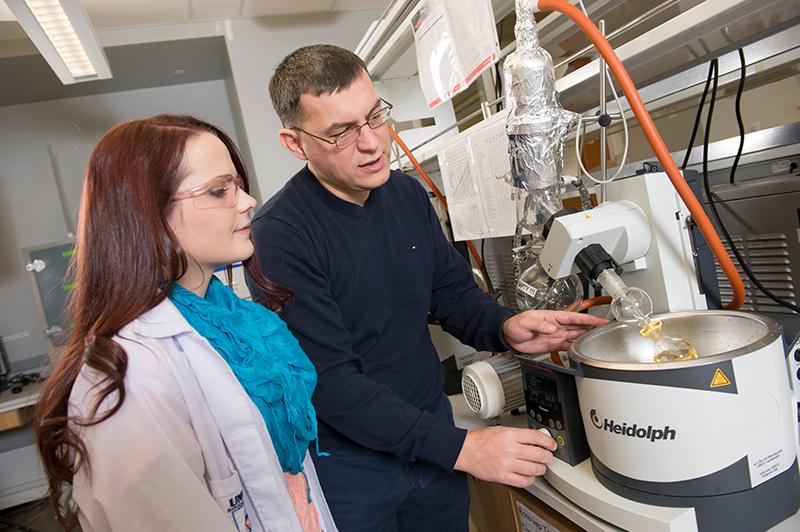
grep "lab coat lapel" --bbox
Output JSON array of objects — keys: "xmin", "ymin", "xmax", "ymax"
[{"xmin": 175, "ymin": 331, "xmax": 303, "ymax": 532}]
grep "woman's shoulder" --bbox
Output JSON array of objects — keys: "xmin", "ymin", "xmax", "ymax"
[
  {"xmin": 68, "ymin": 342, "xmax": 179, "ymax": 422},
  {"xmin": 68, "ymin": 300, "xmax": 191, "ymax": 419}
]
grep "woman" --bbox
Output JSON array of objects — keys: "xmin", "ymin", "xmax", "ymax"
[{"xmin": 33, "ymin": 115, "xmax": 336, "ymax": 532}]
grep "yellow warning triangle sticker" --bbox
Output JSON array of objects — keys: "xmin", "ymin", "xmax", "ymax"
[{"xmin": 710, "ymin": 368, "xmax": 732, "ymax": 388}]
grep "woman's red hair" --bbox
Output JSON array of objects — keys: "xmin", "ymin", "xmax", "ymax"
[{"xmin": 33, "ymin": 115, "xmax": 290, "ymax": 529}]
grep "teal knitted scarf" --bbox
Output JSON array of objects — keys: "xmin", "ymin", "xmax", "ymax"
[{"xmin": 169, "ymin": 277, "xmax": 318, "ymax": 474}]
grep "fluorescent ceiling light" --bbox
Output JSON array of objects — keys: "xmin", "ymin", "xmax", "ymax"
[{"xmin": 5, "ymin": 0, "xmax": 111, "ymax": 84}]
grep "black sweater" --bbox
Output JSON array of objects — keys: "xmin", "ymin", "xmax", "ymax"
[{"xmin": 248, "ymin": 166, "xmax": 514, "ymax": 471}]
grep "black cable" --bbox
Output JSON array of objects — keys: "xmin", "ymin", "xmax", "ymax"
[
  {"xmin": 494, "ymin": 62, "xmax": 504, "ymax": 111},
  {"xmin": 495, "ymin": 18, "xmax": 504, "ymax": 109},
  {"xmin": 681, "ymin": 60, "xmax": 715, "ymax": 170},
  {"xmin": 729, "ymin": 48, "xmax": 747, "ymax": 184},
  {"xmin": 479, "ymin": 239, "xmax": 495, "ymax": 295},
  {"xmin": 0, "ymin": 372, "xmax": 42, "ymax": 394},
  {"xmin": 0, "ymin": 520, "xmax": 37, "ymax": 532},
  {"xmin": 702, "ymin": 59, "xmax": 799, "ymax": 313}
]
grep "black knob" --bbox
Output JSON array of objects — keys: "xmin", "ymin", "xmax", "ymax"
[
  {"xmin": 598, "ymin": 113, "xmax": 613, "ymax": 127},
  {"xmin": 575, "ymin": 243, "xmax": 622, "ymax": 284},
  {"xmin": 794, "ymin": 349, "xmax": 800, "ymax": 362}
]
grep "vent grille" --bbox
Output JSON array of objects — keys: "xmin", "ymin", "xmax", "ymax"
[
  {"xmin": 462, "ymin": 374, "xmax": 482, "ymax": 413},
  {"xmin": 485, "ymin": 251, "xmax": 520, "ymax": 311},
  {"xmin": 715, "ymin": 233, "xmax": 796, "ymax": 314}
]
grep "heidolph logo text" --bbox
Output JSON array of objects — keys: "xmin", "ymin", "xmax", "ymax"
[{"xmin": 589, "ymin": 409, "xmax": 676, "ymax": 442}]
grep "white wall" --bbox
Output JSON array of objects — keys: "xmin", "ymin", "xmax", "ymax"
[
  {"xmin": 0, "ymin": 8, "xmax": 404, "ymax": 368},
  {"xmin": 0, "ymin": 80, "xmax": 240, "ymax": 368},
  {"xmin": 0, "ymin": 9, "xmax": 384, "ymax": 368},
  {"xmin": 223, "ymin": 10, "xmax": 381, "ymax": 199}
]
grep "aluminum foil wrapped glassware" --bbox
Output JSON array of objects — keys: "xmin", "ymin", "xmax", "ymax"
[
  {"xmin": 505, "ymin": 0, "xmax": 577, "ymax": 225},
  {"xmin": 506, "ymin": 0, "xmax": 581, "ymax": 311}
]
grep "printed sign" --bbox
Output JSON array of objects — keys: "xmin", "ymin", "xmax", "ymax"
[{"xmin": 515, "ymin": 501, "xmax": 561, "ymax": 532}]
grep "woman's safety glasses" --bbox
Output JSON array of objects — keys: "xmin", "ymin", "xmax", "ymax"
[{"xmin": 172, "ymin": 174, "xmax": 245, "ymax": 210}]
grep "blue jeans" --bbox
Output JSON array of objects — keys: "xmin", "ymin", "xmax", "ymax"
[{"xmin": 312, "ymin": 397, "xmax": 470, "ymax": 532}]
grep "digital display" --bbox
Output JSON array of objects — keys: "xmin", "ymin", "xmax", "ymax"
[
  {"xmin": 525, "ymin": 372, "xmax": 563, "ymax": 428},
  {"xmin": 530, "ymin": 375, "xmax": 559, "ymax": 408}
]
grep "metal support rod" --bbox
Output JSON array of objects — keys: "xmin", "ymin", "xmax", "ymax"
[
  {"xmin": 480, "ymin": 101, "xmax": 492, "ymax": 120},
  {"xmin": 408, "ymin": 94, "xmax": 505, "ymax": 153},
  {"xmin": 598, "ymin": 19, "xmax": 608, "ymax": 203},
  {"xmin": 406, "ymin": 94, "xmax": 618, "ymax": 157}
]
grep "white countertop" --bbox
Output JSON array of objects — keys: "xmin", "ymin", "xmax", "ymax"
[
  {"xmin": 0, "ymin": 381, "xmax": 43, "ymax": 415},
  {"xmin": 0, "ymin": 373, "xmax": 47, "ymax": 511}
]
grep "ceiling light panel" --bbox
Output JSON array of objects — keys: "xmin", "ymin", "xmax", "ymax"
[
  {"xmin": 5, "ymin": 0, "xmax": 111, "ymax": 84},
  {"xmin": 332, "ymin": 0, "xmax": 392, "ymax": 10},
  {"xmin": 241, "ymin": 0, "xmax": 336, "ymax": 18},
  {"xmin": 192, "ymin": 0, "xmax": 241, "ymax": 21},
  {"xmin": 28, "ymin": 1, "xmax": 94, "ymax": 76},
  {"xmin": 81, "ymin": 0, "xmax": 189, "ymax": 29}
]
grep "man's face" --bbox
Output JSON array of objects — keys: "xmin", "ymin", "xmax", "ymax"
[{"xmin": 289, "ymin": 71, "xmax": 391, "ymax": 205}]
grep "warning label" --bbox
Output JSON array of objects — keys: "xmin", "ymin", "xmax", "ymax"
[
  {"xmin": 710, "ymin": 368, "xmax": 732, "ymax": 388},
  {"xmin": 754, "ymin": 449, "xmax": 784, "ymax": 480}
]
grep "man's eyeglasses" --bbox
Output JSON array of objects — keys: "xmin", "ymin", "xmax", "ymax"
[
  {"xmin": 172, "ymin": 174, "xmax": 245, "ymax": 210},
  {"xmin": 294, "ymin": 99, "xmax": 393, "ymax": 150}
]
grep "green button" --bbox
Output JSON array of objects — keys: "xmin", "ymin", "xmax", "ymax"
[{"xmin": 556, "ymin": 435, "xmax": 565, "ymax": 447}]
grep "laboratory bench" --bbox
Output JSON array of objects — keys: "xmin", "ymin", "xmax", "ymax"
[{"xmin": 0, "ymin": 379, "xmax": 47, "ymax": 511}]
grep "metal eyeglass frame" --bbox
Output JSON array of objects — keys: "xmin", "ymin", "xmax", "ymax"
[{"xmin": 293, "ymin": 99, "xmax": 394, "ymax": 149}]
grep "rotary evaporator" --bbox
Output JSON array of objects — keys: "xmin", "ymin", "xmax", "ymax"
[{"xmin": 460, "ymin": 1, "xmax": 800, "ymax": 530}]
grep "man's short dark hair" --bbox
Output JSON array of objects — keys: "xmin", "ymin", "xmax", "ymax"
[{"xmin": 269, "ymin": 44, "xmax": 369, "ymax": 128}]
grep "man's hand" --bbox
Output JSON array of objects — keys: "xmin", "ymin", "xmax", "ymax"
[
  {"xmin": 453, "ymin": 426, "xmax": 558, "ymax": 487},
  {"xmin": 502, "ymin": 310, "xmax": 607, "ymax": 354}
]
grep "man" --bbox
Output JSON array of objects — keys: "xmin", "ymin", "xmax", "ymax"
[{"xmin": 248, "ymin": 44, "xmax": 606, "ymax": 532}]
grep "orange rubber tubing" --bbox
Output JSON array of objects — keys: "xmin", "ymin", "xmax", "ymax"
[
  {"xmin": 537, "ymin": 0, "xmax": 744, "ymax": 309},
  {"xmin": 388, "ymin": 126, "xmax": 488, "ymax": 278},
  {"xmin": 575, "ymin": 295, "xmax": 612, "ymax": 312}
]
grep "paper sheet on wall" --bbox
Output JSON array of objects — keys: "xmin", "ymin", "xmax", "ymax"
[
  {"xmin": 411, "ymin": 0, "xmax": 500, "ymax": 109},
  {"xmin": 437, "ymin": 117, "xmax": 517, "ymax": 241}
]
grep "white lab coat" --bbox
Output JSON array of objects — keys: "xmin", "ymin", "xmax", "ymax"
[{"xmin": 68, "ymin": 298, "xmax": 337, "ymax": 532}]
